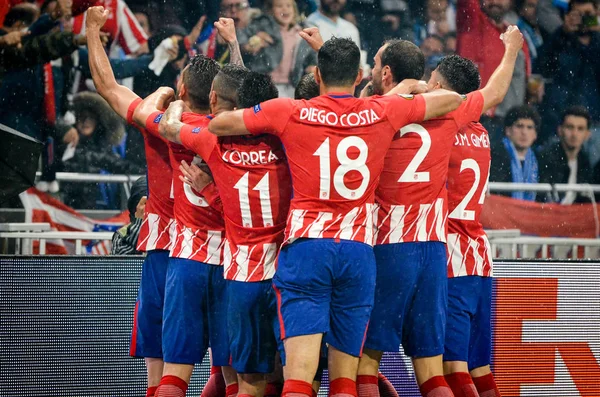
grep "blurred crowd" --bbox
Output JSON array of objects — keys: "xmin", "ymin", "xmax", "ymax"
[{"xmin": 0, "ymin": 0, "xmax": 599, "ymax": 209}]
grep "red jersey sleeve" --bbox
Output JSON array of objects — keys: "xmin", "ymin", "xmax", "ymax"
[
  {"xmin": 144, "ymin": 111, "xmax": 166, "ymax": 139},
  {"xmin": 126, "ymin": 98, "xmax": 143, "ymax": 126},
  {"xmin": 180, "ymin": 126, "xmax": 218, "ymax": 160},
  {"xmin": 452, "ymin": 91, "xmax": 484, "ymax": 128},
  {"xmin": 200, "ymin": 183, "xmax": 224, "ymax": 214},
  {"xmin": 242, "ymin": 98, "xmax": 295, "ymax": 137},
  {"xmin": 384, "ymin": 94, "xmax": 427, "ymax": 132}
]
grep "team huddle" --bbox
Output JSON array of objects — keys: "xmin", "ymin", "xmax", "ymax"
[{"xmin": 85, "ymin": 5, "xmax": 524, "ymax": 397}]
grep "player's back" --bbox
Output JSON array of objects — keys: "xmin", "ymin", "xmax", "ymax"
[
  {"xmin": 156, "ymin": 112, "xmax": 226, "ymax": 265},
  {"xmin": 259, "ymin": 93, "xmax": 427, "ymax": 245},
  {"xmin": 376, "ymin": 91, "xmax": 484, "ymax": 245},
  {"xmin": 126, "ymin": 100, "xmax": 174, "ymax": 252},
  {"xmin": 178, "ymin": 114, "xmax": 292, "ymax": 281},
  {"xmin": 446, "ymin": 121, "xmax": 492, "ymax": 277}
]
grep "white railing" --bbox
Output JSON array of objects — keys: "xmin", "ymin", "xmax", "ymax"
[
  {"xmin": 489, "ymin": 236, "xmax": 600, "ymax": 259},
  {"xmin": 35, "ymin": 172, "xmax": 144, "ymax": 197},
  {"xmin": 0, "ymin": 230, "xmax": 114, "ymax": 255}
]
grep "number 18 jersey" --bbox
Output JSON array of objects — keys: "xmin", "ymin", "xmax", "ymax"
[
  {"xmin": 446, "ymin": 122, "xmax": 493, "ymax": 278},
  {"xmin": 242, "ymin": 93, "xmax": 427, "ymax": 246}
]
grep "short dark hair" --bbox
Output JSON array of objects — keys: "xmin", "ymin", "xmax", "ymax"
[
  {"xmin": 568, "ymin": 0, "xmax": 597, "ymax": 12},
  {"xmin": 212, "ymin": 64, "xmax": 251, "ymax": 108},
  {"xmin": 238, "ymin": 72, "xmax": 279, "ymax": 108},
  {"xmin": 4, "ymin": 5, "xmax": 37, "ymax": 27},
  {"xmin": 504, "ymin": 105, "xmax": 541, "ymax": 129},
  {"xmin": 381, "ymin": 39, "xmax": 425, "ymax": 84},
  {"xmin": 436, "ymin": 54, "xmax": 481, "ymax": 94},
  {"xmin": 183, "ymin": 55, "xmax": 221, "ymax": 109},
  {"xmin": 295, "ymin": 73, "xmax": 320, "ymax": 100},
  {"xmin": 562, "ymin": 105, "xmax": 591, "ymax": 128},
  {"xmin": 317, "ymin": 37, "xmax": 361, "ymax": 87}
]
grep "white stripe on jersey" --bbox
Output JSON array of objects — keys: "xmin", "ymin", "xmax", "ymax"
[
  {"xmin": 307, "ymin": 212, "xmax": 333, "ymax": 238},
  {"xmin": 288, "ymin": 209, "xmax": 307, "ymax": 241},
  {"xmin": 447, "ymin": 233, "xmax": 465, "ymax": 277}
]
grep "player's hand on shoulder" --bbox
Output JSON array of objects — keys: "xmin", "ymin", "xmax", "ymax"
[
  {"xmin": 386, "ymin": 79, "xmax": 429, "ymax": 96},
  {"xmin": 159, "ymin": 100, "xmax": 185, "ymax": 139},
  {"xmin": 501, "ymin": 25, "xmax": 524, "ymax": 55},
  {"xmin": 85, "ymin": 6, "xmax": 109, "ymax": 31},
  {"xmin": 214, "ymin": 17, "xmax": 238, "ymax": 44},
  {"xmin": 299, "ymin": 27, "xmax": 324, "ymax": 52}
]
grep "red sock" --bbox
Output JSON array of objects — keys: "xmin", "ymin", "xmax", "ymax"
[
  {"xmin": 444, "ymin": 372, "xmax": 479, "ymax": 397},
  {"xmin": 147, "ymin": 386, "xmax": 159, "ymax": 397},
  {"xmin": 377, "ymin": 373, "xmax": 398, "ymax": 397},
  {"xmin": 419, "ymin": 376, "xmax": 453, "ymax": 397},
  {"xmin": 201, "ymin": 368, "xmax": 226, "ymax": 397},
  {"xmin": 282, "ymin": 379, "xmax": 313, "ymax": 397},
  {"xmin": 155, "ymin": 375, "xmax": 189, "ymax": 397},
  {"xmin": 329, "ymin": 378, "xmax": 357, "ymax": 397},
  {"xmin": 357, "ymin": 375, "xmax": 379, "ymax": 397},
  {"xmin": 472, "ymin": 373, "xmax": 501, "ymax": 397},
  {"xmin": 265, "ymin": 382, "xmax": 282, "ymax": 397},
  {"xmin": 226, "ymin": 383, "xmax": 239, "ymax": 397}
]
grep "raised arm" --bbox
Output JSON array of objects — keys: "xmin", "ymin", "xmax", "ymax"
[
  {"xmin": 208, "ymin": 109, "xmax": 248, "ymax": 136},
  {"xmin": 299, "ymin": 27, "xmax": 324, "ymax": 52},
  {"xmin": 421, "ymin": 89, "xmax": 464, "ymax": 120},
  {"xmin": 158, "ymin": 100, "xmax": 187, "ymax": 143},
  {"xmin": 86, "ymin": 6, "xmax": 139, "ymax": 120},
  {"xmin": 214, "ymin": 17, "xmax": 244, "ymax": 67},
  {"xmin": 478, "ymin": 25, "xmax": 524, "ymax": 113}
]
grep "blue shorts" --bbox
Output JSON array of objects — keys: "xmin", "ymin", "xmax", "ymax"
[
  {"xmin": 443, "ymin": 276, "xmax": 492, "ymax": 370},
  {"xmin": 162, "ymin": 258, "xmax": 229, "ymax": 365},
  {"xmin": 273, "ymin": 238, "xmax": 376, "ymax": 357},
  {"xmin": 130, "ymin": 250, "xmax": 169, "ymax": 358},
  {"xmin": 227, "ymin": 279, "xmax": 282, "ymax": 374},
  {"xmin": 365, "ymin": 242, "xmax": 447, "ymax": 358}
]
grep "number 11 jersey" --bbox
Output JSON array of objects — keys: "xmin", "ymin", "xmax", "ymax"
[{"xmin": 242, "ymin": 93, "xmax": 427, "ymax": 246}]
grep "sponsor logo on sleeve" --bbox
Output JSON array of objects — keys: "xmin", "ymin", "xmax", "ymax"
[
  {"xmin": 397, "ymin": 94, "xmax": 414, "ymax": 100},
  {"xmin": 191, "ymin": 127, "xmax": 201, "ymax": 134},
  {"xmin": 154, "ymin": 113, "xmax": 163, "ymax": 123},
  {"xmin": 254, "ymin": 104, "xmax": 262, "ymax": 113}
]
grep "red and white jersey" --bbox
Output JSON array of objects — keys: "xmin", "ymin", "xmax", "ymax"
[
  {"xmin": 145, "ymin": 113, "xmax": 226, "ymax": 265},
  {"xmin": 126, "ymin": 99, "xmax": 175, "ymax": 252},
  {"xmin": 179, "ymin": 116, "xmax": 292, "ymax": 282},
  {"xmin": 73, "ymin": 0, "xmax": 148, "ymax": 55},
  {"xmin": 446, "ymin": 122, "xmax": 493, "ymax": 278},
  {"xmin": 242, "ymin": 93, "xmax": 427, "ymax": 246},
  {"xmin": 376, "ymin": 92, "xmax": 484, "ymax": 245}
]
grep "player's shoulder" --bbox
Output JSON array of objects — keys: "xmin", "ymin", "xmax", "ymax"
[{"xmin": 181, "ymin": 112, "xmax": 210, "ymax": 125}]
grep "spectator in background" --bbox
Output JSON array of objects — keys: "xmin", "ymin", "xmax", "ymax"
[
  {"xmin": 538, "ymin": 0, "xmax": 600, "ymax": 143},
  {"xmin": 538, "ymin": 106, "xmax": 594, "ymax": 204},
  {"xmin": 344, "ymin": 0, "xmax": 414, "ymax": 61},
  {"xmin": 444, "ymin": 31, "xmax": 456, "ymax": 53},
  {"xmin": 60, "ymin": 92, "xmax": 144, "ymax": 209},
  {"xmin": 516, "ymin": 0, "xmax": 543, "ymax": 70},
  {"xmin": 420, "ymin": 34, "xmax": 445, "ymax": 78},
  {"xmin": 239, "ymin": 0, "xmax": 316, "ymax": 97},
  {"xmin": 490, "ymin": 105, "xmax": 540, "ymax": 201},
  {"xmin": 197, "ymin": 0, "xmax": 259, "ymax": 64},
  {"xmin": 414, "ymin": 0, "xmax": 456, "ymax": 46},
  {"xmin": 457, "ymin": 0, "xmax": 531, "ymax": 140},
  {"xmin": 131, "ymin": 7, "xmax": 152, "ymax": 37},
  {"xmin": 111, "ymin": 176, "xmax": 147, "ymax": 255},
  {"xmin": 306, "ymin": 0, "xmax": 364, "ymax": 63}
]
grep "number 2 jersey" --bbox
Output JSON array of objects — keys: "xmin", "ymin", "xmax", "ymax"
[
  {"xmin": 375, "ymin": 91, "xmax": 484, "ymax": 245},
  {"xmin": 153, "ymin": 112, "xmax": 292, "ymax": 282},
  {"xmin": 446, "ymin": 122, "xmax": 493, "ymax": 278},
  {"xmin": 242, "ymin": 93, "xmax": 427, "ymax": 246},
  {"xmin": 145, "ymin": 113, "xmax": 226, "ymax": 265},
  {"xmin": 126, "ymin": 99, "xmax": 175, "ymax": 252}
]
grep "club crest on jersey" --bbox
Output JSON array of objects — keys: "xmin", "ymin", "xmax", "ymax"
[
  {"xmin": 397, "ymin": 94, "xmax": 414, "ymax": 100},
  {"xmin": 154, "ymin": 113, "xmax": 163, "ymax": 123},
  {"xmin": 254, "ymin": 104, "xmax": 262, "ymax": 113}
]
